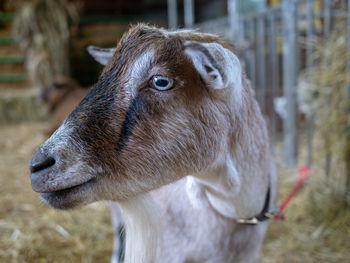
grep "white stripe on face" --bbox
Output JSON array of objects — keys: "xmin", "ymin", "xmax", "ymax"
[{"xmin": 126, "ymin": 48, "xmax": 155, "ymax": 96}]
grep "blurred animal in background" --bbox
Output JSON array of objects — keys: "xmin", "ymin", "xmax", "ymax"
[
  {"xmin": 29, "ymin": 24, "xmax": 277, "ymax": 263},
  {"xmin": 40, "ymin": 77, "xmax": 89, "ymax": 135}
]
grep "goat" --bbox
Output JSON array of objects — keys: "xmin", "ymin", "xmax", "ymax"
[{"xmin": 29, "ymin": 24, "xmax": 277, "ymax": 263}]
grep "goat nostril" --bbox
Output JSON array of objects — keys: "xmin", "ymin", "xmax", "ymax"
[{"xmin": 30, "ymin": 156, "xmax": 56, "ymax": 173}]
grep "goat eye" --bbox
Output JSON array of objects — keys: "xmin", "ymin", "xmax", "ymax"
[{"xmin": 152, "ymin": 76, "xmax": 173, "ymax": 91}]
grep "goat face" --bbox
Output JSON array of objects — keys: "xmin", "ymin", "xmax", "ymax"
[{"xmin": 29, "ymin": 24, "xmax": 243, "ymax": 209}]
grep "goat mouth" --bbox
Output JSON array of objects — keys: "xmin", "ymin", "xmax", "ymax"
[
  {"xmin": 39, "ymin": 178, "xmax": 97, "ymax": 209},
  {"xmin": 40, "ymin": 177, "xmax": 96, "ymax": 194}
]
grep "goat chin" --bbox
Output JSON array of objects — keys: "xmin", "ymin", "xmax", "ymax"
[{"xmin": 119, "ymin": 193, "xmax": 161, "ymax": 263}]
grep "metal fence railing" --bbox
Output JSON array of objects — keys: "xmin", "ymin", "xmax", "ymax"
[{"xmin": 229, "ymin": 0, "xmax": 349, "ymax": 167}]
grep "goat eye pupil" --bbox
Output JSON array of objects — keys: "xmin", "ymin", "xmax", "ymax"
[{"xmin": 155, "ymin": 78, "xmax": 169, "ymax": 87}]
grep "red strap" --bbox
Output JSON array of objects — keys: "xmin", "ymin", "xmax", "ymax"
[{"xmin": 274, "ymin": 165, "xmax": 311, "ymax": 220}]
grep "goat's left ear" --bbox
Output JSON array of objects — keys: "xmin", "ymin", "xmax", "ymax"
[
  {"xmin": 184, "ymin": 41, "xmax": 242, "ymax": 92},
  {"xmin": 87, "ymin": 45, "xmax": 115, "ymax": 66}
]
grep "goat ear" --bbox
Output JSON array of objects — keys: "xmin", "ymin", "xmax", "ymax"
[
  {"xmin": 184, "ymin": 42, "xmax": 242, "ymax": 92},
  {"xmin": 87, "ymin": 45, "xmax": 115, "ymax": 66}
]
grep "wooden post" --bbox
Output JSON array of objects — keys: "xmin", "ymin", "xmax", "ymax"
[
  {"xmin": 282, "ymin": 0, "xmax": 298, "ymax": 167},
  {"xmin": 167, "ymin": 0, "xmax": 178, "ymax": 29},
  {"xmin": 184, "ymin": 0, "xmax": 194, "ymax": 28}
]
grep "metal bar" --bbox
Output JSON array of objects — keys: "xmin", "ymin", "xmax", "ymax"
[
  {"xmin": 294, "ymin": 1, "xmax": 301, "ymax": 164},
  {"xmin": 247, "ymin": 19, "xmax": 256, "ymax": 85},
  {"xmin": 239, "ymin": 15, "xmax": 245, "ymax": 45},
  {"xmin": 256, "ymin": 15, "xmax": 266, "ymax": 111},
  {"xmin": 243, "ymin": 19, "xmax": 251, "ymax": 78},
  {"xmin": 306, "ymin": 0, "xmax": 314, "ymax": 71},
  {"xmin": 268, "ymin": 13, "xmax": 278, "ymax": 145},
  {"xmin": 295, "ymin": 3, "xmax": 301, "ymax": 82},
  {"xmin": 323, "ymin": 0, "xmax": 332, "ymax": 178},
  {"xmin": 241, "ymin": 20, "xmax": 249, "ymax": 75},
  {"xmin": 282, "ymin": 0, "xmax": 298, "ymax": 167},
  {"xmin": 323, "ymin": 0, "xmax": 332, "ymax": 68},
  {"xmin": 167, "ymin": 0, "xmax": 178, "ymax": 29},
  {"xmin": 324, "ymin": 0, "xmax": 332, "ymax": 40},
  {"xmin": 306, "ymin": 0, "xmax": 315, "ymax": 167},
  {"xmin": 228, "ymin": 0, "xmax": 238, "ymax": 40},
  {"xmin": 184, "ymin": 0, "xmax": 194, "ymax": 28}
]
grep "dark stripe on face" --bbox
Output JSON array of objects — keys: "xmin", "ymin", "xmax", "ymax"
[{"xmin": 116, "ymin": 94, "xmax": 150, "ymax": 154}]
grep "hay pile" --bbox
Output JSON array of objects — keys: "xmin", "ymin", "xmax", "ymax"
[
  {"xmin": 262, "ymin": 159, "xmax": 350, "ymax": 262},
  {"xmin": 298, "ymin": 28, "xmax": 350, "ymax": 205},
  {"xmin": 13, "ymin": 0, "xmax": 79, "ymax": 89}
]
